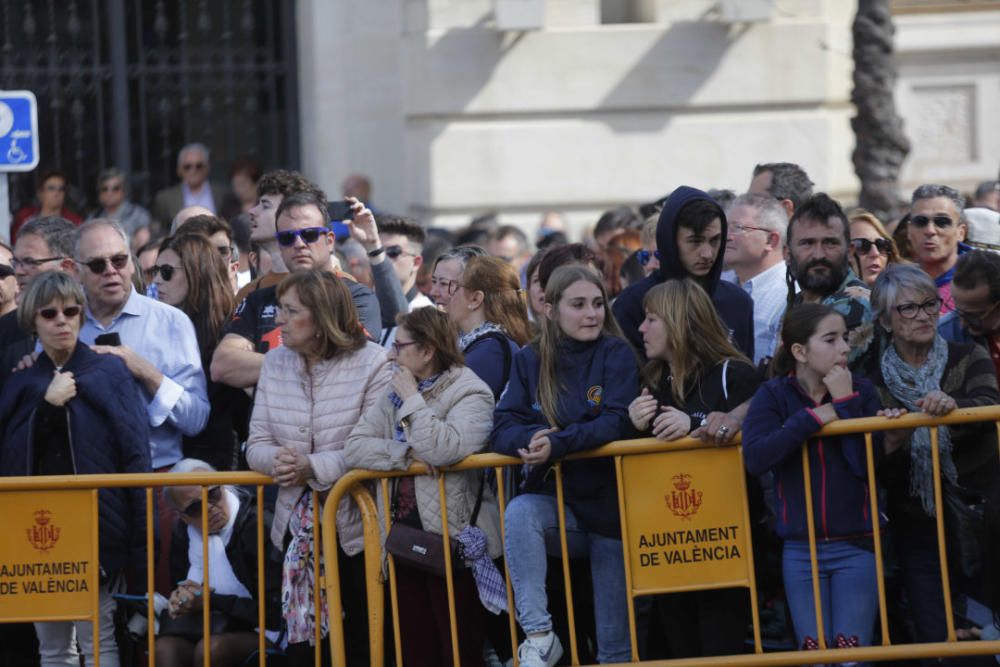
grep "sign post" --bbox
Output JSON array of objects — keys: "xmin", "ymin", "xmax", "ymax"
[{"xmin": 0, "ymin": 90, "xmax": 40, "ymax": 243}]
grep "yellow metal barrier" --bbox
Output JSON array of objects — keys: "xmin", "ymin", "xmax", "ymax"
[
  {"xmin": 320, "ymin": 406, "xmax": 1000, "ymax": 666},
  {"xmin": 0, "ymin": 471, "xmax": 329, "ymax": 667}
]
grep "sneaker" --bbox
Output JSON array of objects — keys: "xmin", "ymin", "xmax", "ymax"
[{"xmin": 517, "ymin": 632, "xmax": 563, "ymax": 667}]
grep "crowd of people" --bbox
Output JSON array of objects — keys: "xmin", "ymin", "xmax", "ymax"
[{"xmin": 1, "ymin": 152, "xmax": 1000, "ymax": 667}]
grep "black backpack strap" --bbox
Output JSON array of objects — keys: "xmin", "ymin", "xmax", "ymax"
[{"xmin": 464, "ymin": 331, "xmax": 513, "ymax": 401}]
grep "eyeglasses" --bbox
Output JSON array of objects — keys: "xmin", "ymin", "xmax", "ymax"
[
  {"xmin": 12, "ymin": 256, "xmax": 65, "ymax": 270},
  {"xmin": 80, "ymin": 254, "xmax": 130, "ymax": 275},
  {"xmin": 275, "ymin": 227, "xmax": 328, "ymax": 247},
  {"xmin": 430, "ymin": 277, "xmax": 461, "ymax": 295},
  {"xmin": 0, "ymin": 264, "xmax": 16, "ymax": 278},
  {"xmin": 100, "ymin": 183, "xmax": 123, "ymax": 193},
  {"xmin": 217, "ymin": 245, "xmax": 234, "ymax": 259},
  {"xmin": 385, "ymin": 245, "xmax": 414, "ymax": 260},
  {"xmin": 181, "ymin": 486, "xmax": 223, "ymax": 519},
  {"xmin": 181, "ymin": 162, "xmax": 206, "ymax": 172},
  {"xmin": 910, "ymin": 215, "xmax": 955, "ymax": 229},
  {"xmin": 151, "ymin": 264, "xmax": 179, "ymax": 282},
  {"xmin": 730, "ymin": 222, "xmax": 772, "ymax": 235},
  {"xmin": 953, "ymin": 300, "xmax": 1000, "ymax": 328},
  {"xmin": 895, "ymin": 297, "xmax": 943, "ymax": 319},
  {"xmin": 635, "ymin": 249, "xmax": 660, "ymax": 267},
  {"xmin": 37, "ymin": 305, "xmax": 82, "ymax": 320},
  {"xmin": 851, "ymin": 238, "xmax": 893, "ymax": 256},
  {"xmin": 391, "ymin": 340, "xmax": 418, "ymax": 354}
]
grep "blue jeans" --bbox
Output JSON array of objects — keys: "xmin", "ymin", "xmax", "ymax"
[
  {"xmin": 783, "ymin": 540, "xmax": 879, "ymax": 650},
  {"xmin": 504, "ymin": 493, "xmax": 631, "ymax": 663}
]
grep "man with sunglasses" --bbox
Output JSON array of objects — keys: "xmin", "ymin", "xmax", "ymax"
[
  {"xmin": 0, "ymin": 241, "xmax": 16, "ymax": 317},
  {"xmin": 906, "ymin": 184, "xmax": 970, "ymax": 315},
  {"xmin": 87, "ymin": 167, "xmax": 152, "ymax": 245},
  {"xmin": 211, "ymin": 191, "xmax": 381, "ymax": 390},
  {"xmin": 151, "ymin": 143, "xmax": 235, "ymax": 234},
  {"xmin": 0, "ymin": 217, "xmax": 78, "ymax": 389}
]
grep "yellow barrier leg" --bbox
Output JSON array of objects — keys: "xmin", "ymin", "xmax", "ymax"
[
  {"xmin": 312, "ymin": 490, "xmax": 322, "ymax": 667},
  {"xmin": 92, "ymin": 489, "xmax": 101, "ymax": 667},
  {"xmin": 147, "ymin": 487, "xmax": 156, "ymax": 667},
  {"xmin": 381, "ymin": 478, "xmax": 404, "ymax": 667},
  {"xmin": 494, "ymin": 466, "xmax": 521, "ymax": 667},
  {"xmin": 930, "ymin": 427, "xmax": 957, "ymax": 642},
  {"xmin": 437, "ymin": 476, "xmax": 461, "ymax": 667},
  {"xmin": 800, "ymin": 446, "xmax": 826, "ymax": 649},
  {"xmin": 865, "ymin": 433, "xmax": 891, "ymax": 645},
  {"xmin": 553, "ymin": 464, "xmax": 580, "ymax": 665},
  {"xmin": 614, "ymin": 456, "xmax": 640, "ymax": 662},
  {"xmin": 201, "ymin": 486, "xmax": 211, "ymax": 667},
  {"xmin": 257, "ymin": 485, "xmax": 266, "ymax": 667},
  {"xmin": 349, "ymin": 486, "xmax": 385, "ymax": 667},
  {"xmin": 736, "ymin": 449, "xmax": 763, "ymax": 654}
]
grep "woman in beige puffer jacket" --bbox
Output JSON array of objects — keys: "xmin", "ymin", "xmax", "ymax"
[{"xmin": 345, "ymin": 307, "xmax": 499, "ymax": 667}]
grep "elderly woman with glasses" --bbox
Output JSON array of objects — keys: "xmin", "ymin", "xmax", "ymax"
[
  {"xmin": 868, "ymin": 263, "xmax": 1000, "ymax": 647},
  {"xmin": 848, "ymin": 209, "xmax": 904, "ymax": 287},
  {"xmin": 0, "ymin": 271, "xmax": 151, "ymax": 667},
  {"xmin": 156, "ymin": 458, "xmax": 281, "ymax": 667}
]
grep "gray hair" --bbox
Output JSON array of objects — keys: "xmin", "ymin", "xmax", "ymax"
[
  {"xmin": 432, "ymin": 244, "xmax": 488, "ymax": 271},
  {"xmin": 17, "ymin": 271, "xmax": 85, "ymax": 335},
  {"xmin": 18, "ymin": 216, "xmax": 77, "ymax": 258},
  {"xmin": 974, "ymin": 180, "xmax": 999, "ymax": 200},
  {"xmin": 97, "ymin": 167, "xmax": 128, "ymax": 190},
  {"xmin": 753, "ymin": 162, "xmax": 815, "ymax": 210},
  {"xmin": 871, "ymin": 263, "xmax": 939, "ymax": 328},
  {"xmin": 337, "ymin": 237, "xmax": 369, "ymax": 265},
  {"xmin": 729, "ymin": 192, "xmax": 789, "ymax": 244},
  {"xmin": 912, "ymin": 184, "xmax": 966, "ymax": 212},
  {"xmin": 163, "ymin": 458, "xmax": 217, "ymax": 509},
  {"xmin": 177, "ymin": 142, "xmax": 211, "ymax": 167},
  {"xmin": 74, "ymin": 218, "xmax": 130, "ymax": 261}
]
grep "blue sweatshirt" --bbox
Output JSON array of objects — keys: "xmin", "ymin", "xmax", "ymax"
[
  {"xmin": 742, "ymin": 375, "xmax": 885, "ymax": 541},
  {"xmin": 491, "ymin": 334, "xmax": 639, "ymax": 538}
]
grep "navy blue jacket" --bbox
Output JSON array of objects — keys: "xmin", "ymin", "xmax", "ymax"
[
  {"xmin": 491, "ymin": 334, "xmax": 639, "ymax": 538},
  {"xmin": 742, "ymin": 375, "xmax": 884, "ymax": 541},
  {"xmin": 0, "ymin": 342, "xmax": 152, "ymax": 575},
  {"xmin": 612, "ymin": 186, "xmax": 754, "ymax": 362},
  {"xmin": 464, "ymin": 332, "xmax": 520, "ymax": 401}
]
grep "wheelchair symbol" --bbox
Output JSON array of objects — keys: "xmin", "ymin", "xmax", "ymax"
[{"xmin": 7, "ymin": 137, "xmax": 27, "ymax": 163}]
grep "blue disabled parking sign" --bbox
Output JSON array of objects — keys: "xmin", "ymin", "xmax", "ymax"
[{"xmin": 0, "ymin": 90, "xmax": 39, "ymax": 172}]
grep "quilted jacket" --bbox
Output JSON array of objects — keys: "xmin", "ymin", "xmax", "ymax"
[
  {"xmin": 344, "ymin": 366, "xmax": 502, "ymax": 559},
  {"xmin": 246, "ymin": 342, "xmax": 391, "ymax": 553}
]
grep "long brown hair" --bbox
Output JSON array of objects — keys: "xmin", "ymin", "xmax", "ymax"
[
  {"xmin": 277, "ymin": 270, "xmax": 367, "ymax": 360},
  {"xmin": 159, "ymin": 233, "xmax": 236, "ymax": 354},
  {"xmin": 460, "ymin": 255, "xmax": 531, "ymax": 346},
  {"xmin": 770, "ymin": 303, "xmax": 841, "ymax": 378},
  {"xmin": 396, "ymin": 307, "xmax": 464, "ymax": 375},
  {"xmin": 641, "ymin": 279, "xmax": 749, "ymax": 405},
  {"xmin": 537, "ymin": 265, "xmax": 625, "ymax": 427}
]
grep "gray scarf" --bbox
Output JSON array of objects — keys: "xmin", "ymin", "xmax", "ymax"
[{"xmin": 880, "ymin": 334, "xmax": 956, "ymax": 516}]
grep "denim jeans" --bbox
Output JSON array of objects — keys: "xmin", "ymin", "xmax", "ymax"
[
  {"xmin": 504, "ymin": 493, "xmax": 631, "ymax": 663},
  {"xmin": 783, "ymin": 540, "xmax": 879, "ymax": 650}
]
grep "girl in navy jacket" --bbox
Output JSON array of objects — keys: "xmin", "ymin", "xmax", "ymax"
[
  {"xmin": 492, "ymin": 265, "xmax": 638, "ymax": 666},
  {"xmin": 743, "ymin": 303, "xmax": 899, "ymax": 655}
]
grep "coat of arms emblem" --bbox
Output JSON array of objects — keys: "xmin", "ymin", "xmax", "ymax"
[
  {"xmin": 664, "ymin": 473, "xmax": 703, "ymax": 520},
  {"xmin": 26, "ymin": 509, "xmax": 60, "ymax": 553}
]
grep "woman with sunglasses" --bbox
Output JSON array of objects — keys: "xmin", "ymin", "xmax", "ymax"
[
  {"xmin": 346, "ymin": 307, "xmax": 501, "ymax": 666},
  {"xmin": 868, "ymin": 264, "xmax": 1000, "ymax": 647},
  {"xmin": 0, "ymin": 271, "xmax": 151, "ymax": 667},
  {"xmin": 848, "ymin": 209, "xmax": 904, "ymax": 287},
  {"xmin": 153, "ymin": 233, "xmax": 247, "ymax": 470},
  {"xmin": 245, "ymin": 270, "xmax": 390, "ymax": 663},
  {"xmin": 156, "ymin": 459, "xmax": 282, "ymax": 667}
]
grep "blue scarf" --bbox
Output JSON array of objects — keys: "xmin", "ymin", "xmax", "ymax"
[{"xmin": 388, "ymin": 373, "xmax": 442, "ymax": 442}]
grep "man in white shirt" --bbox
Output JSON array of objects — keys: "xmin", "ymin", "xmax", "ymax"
[{"xmin": 724, "ymin": 193, "xmax": 790, "ymax": 363}]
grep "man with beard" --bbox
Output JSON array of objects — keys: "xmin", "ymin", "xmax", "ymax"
[{"xmin": 786, "ymin": 193, "xmax": 873, "ymax": 367}]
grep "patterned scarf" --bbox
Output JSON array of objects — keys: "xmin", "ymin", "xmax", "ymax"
[
  {"xmin": 880, "ymin": 334, "xmax": 957, "ymax": 516},
  {"xmin": 453, "ymin": 525, "xmax": 508, "ymax": 614},
  {"xmin": 459, "ymin": 321, "xmax": 507, "ymax": 352},
  {"xmin": 388, "ymin": 373, "xmax": 442, "ymax": 442},
  {"xmin": 281, "ymin": 492, "xmax": 328, "ymax": 645}
]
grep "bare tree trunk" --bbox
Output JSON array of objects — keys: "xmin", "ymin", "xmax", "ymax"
[{"xmin": 851, "ymin": 0, "xmax": 911, "ymax": 221}]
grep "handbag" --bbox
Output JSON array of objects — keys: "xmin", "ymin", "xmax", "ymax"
[
  {"xmin": 942, "ymin": 481, "xmax": 986, "ymax": 580},
  {"xmin": 384, "ymin": 475, "xmax": 485, "ymax": 577}
]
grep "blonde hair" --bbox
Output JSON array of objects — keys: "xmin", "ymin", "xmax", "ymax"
[
  {"xmin": 641, "ymin": 279, "xmax": 749, "ymax": 405},
  {"xmin": 848, "ymin": 208, "xmax": 904, "ymax": 267},
  {"xmin": 536, "ymin": 265, "xmax": 626, "ymax": 427}
]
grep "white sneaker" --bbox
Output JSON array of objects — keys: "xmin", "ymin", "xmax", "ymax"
[{"xmin": 517, "ymin": 632, "xmax": 563, "ymax": 667}]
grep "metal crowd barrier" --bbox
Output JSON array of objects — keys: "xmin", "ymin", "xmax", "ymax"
[{"xmin": 320, "ymin": 405, "xmax": 1000, "ymax": 667}]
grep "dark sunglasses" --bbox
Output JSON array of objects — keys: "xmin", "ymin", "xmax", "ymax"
[
  {"xmin": 385, "ymin": 245, "xmax": 413, "ymax": 260},
  {"xmin": 850, "ymin": 238, "xmax": 892, "ymax": 256},
  {"xmin": 181, "ymin": 486, "xmax": 224, "ymax": 518},
  {"xmin": 635, "ymin": 249, "xmax": 660, "ymax": 267},
  {"xmin": 275, "ymin": 227, "xmax": 327, "ymax": 247},
  {"xmin": 81, "ymin": 254, "xmax": 129, "ymax": 274},
  {"xmin": 910, "ymin": 215, "xmax": 955, "ymax": 229},
  {"xmin": 100, "ymin": 183, "xmax": 123, "ymax": 193},
  {"xmin": 151, "ymin": 264, "xmax": 179, "ymax": 282},
  {"xmin": 181, "ymin": 162, "xmax": 206, "ymax": 172},
  {"xmin": 38, "ymin": 305, "xmax": 82, "ymax": 320},
  {"xmin": 0, "ymin": 265, "xmax": 14, "ymax": 279}
]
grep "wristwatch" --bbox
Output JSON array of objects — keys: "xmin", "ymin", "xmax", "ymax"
[{"xmin": 367, "ymin": 246, "xmax": 385, "ymax": 258}]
